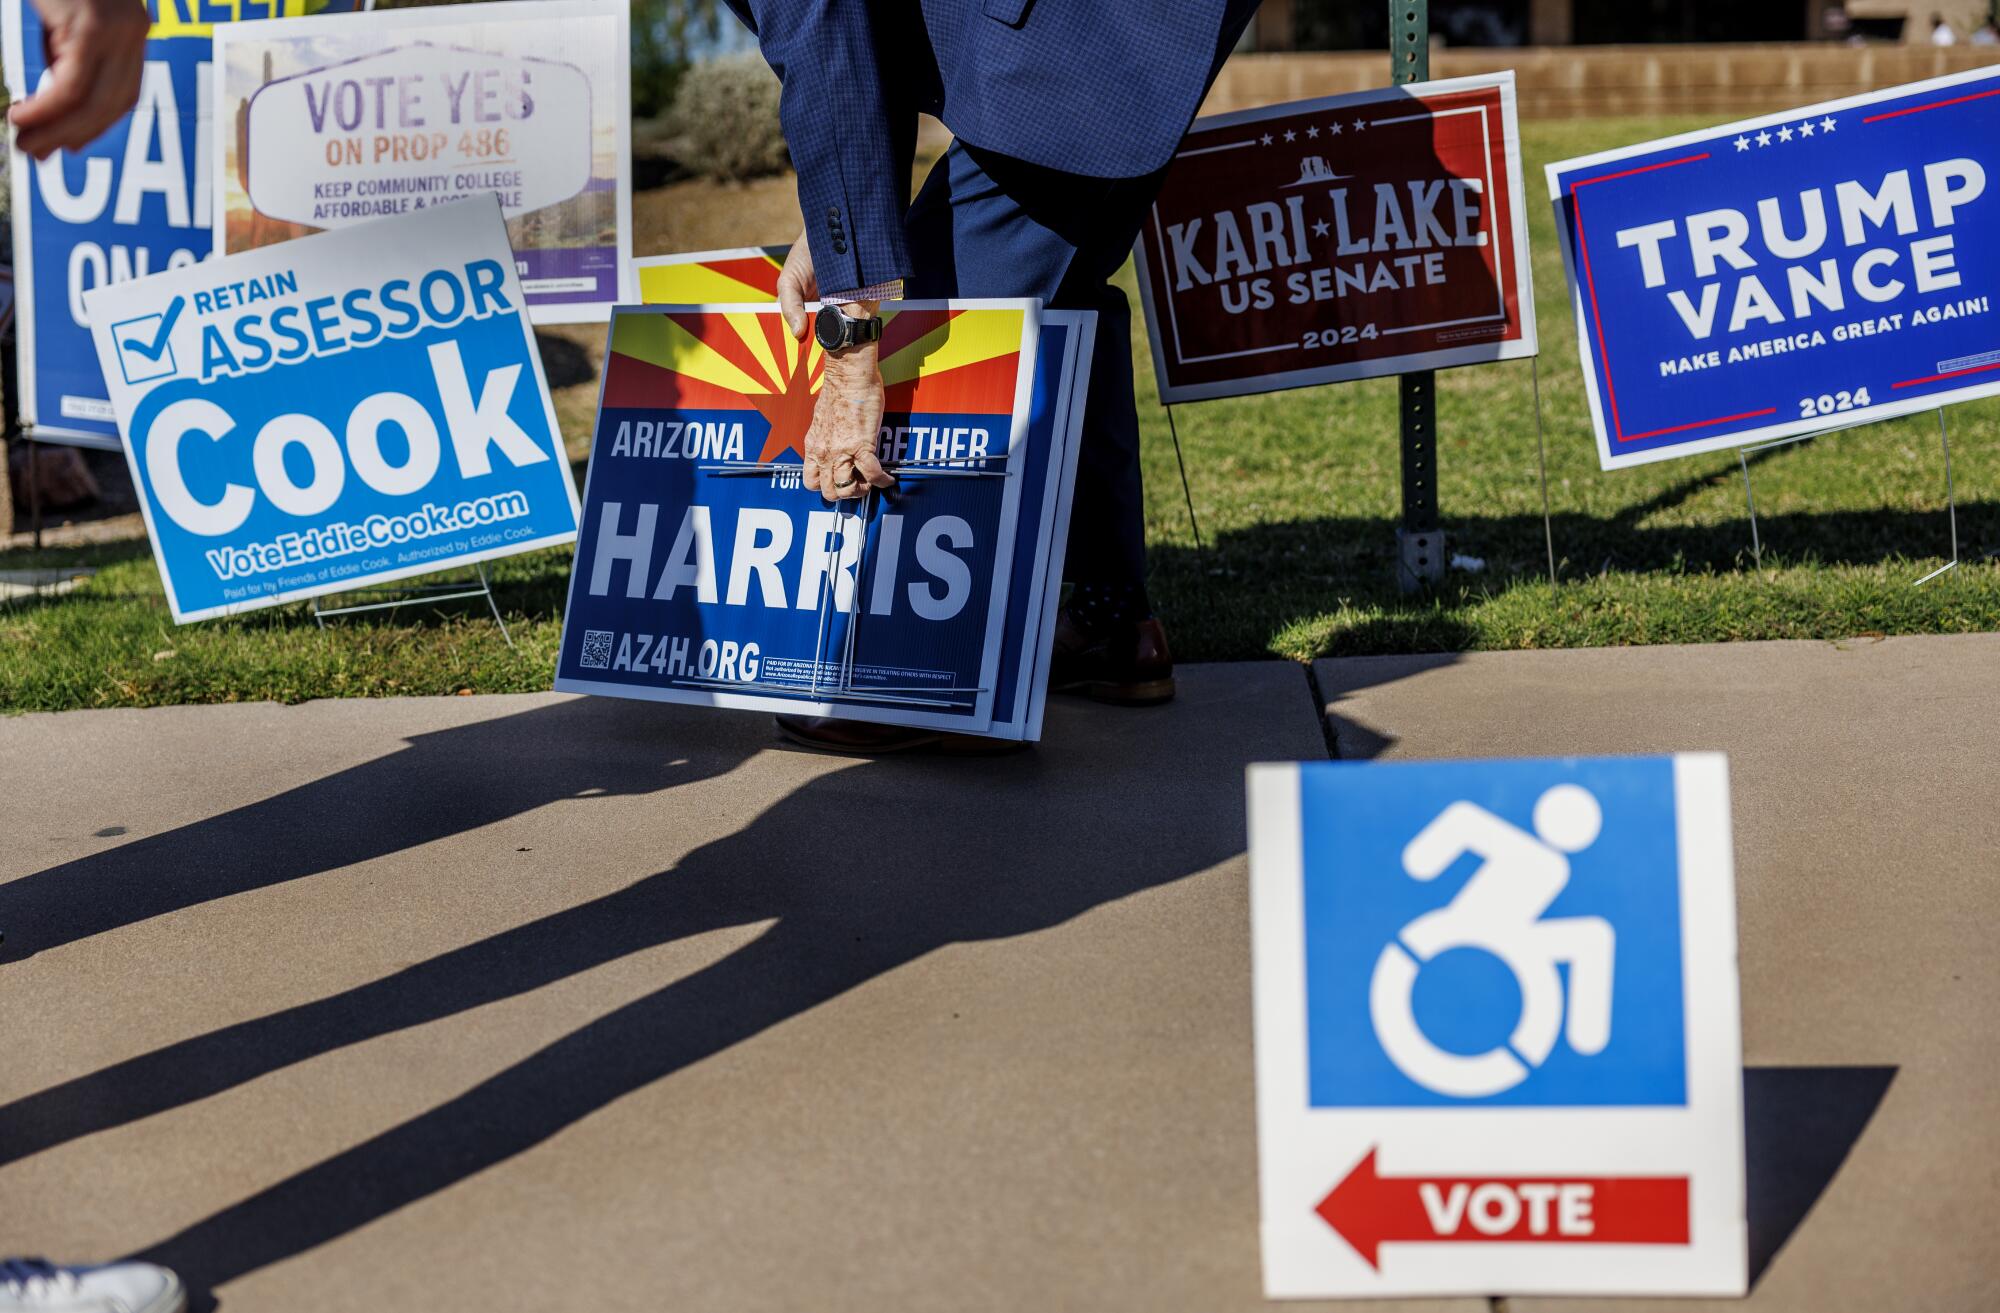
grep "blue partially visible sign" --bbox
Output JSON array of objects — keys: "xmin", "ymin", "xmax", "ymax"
[
  {"xmin": 82, "ymin": 197, "xmax": 578, "ymax": 622},
  {"xmin": 1295, "ymin": 757, "xmax": 1689, "ymax": 1108},
  {"xmin": 1, "ymin": 0, "xmax": 366, "ymax": 448},
  {"xmin": 1548, "ymin": 67, "xmax": 2000, "ymax": 469}
]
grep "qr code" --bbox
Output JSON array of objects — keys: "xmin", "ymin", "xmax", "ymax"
[{"xmin": 579, "ymin": 629, "xmax": 615, "ymax": 669}]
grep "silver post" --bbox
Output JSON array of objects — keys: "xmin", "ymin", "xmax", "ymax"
[
  {"xmin": 1914, "ymin": 409, "xmax": 1960, "ymax": 586},
  {"xmin": 476, "ymin": 562, "xmax": 513, "ymax": 647},
  {"xmin": 1738, "ymin": 447, "xmax": 1761, "ymax": 568},
  {"xmin": 1530, "ymin": 357, "xmax": 1556, "ymax": 589}
]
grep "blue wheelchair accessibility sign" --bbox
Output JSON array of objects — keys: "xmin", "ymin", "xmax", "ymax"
[{"xmin": 1298, "ymin": 758, "xmax": 1689, "ymax": 1108}]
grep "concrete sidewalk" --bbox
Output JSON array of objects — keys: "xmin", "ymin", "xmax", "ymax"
[
  {"xmin": 1319, "ymin": 634, "xmax": 2000, "ymax": 1313},
  {"xmin": 6, "ymin": 664, "xmax": 1447, "ymax": 1313},
  {"xmin": 0, "ymin": 638, "xmax": 1993, "ymax": 1311}
]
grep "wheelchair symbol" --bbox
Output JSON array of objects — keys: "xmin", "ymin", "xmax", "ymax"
[{"xmin": 1369, "ymin": 784, "xmax": 1617, "ymax": 1098}]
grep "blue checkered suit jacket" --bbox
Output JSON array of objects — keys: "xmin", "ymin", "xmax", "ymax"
[{"xmin": 721, "ymin": 0, "xmax": 1257, "ymax": 294}]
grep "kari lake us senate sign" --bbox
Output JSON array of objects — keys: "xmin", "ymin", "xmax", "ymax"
[{"xmin": 1134, "ymin": 72, "xmax": 1536, "ymax": 403}]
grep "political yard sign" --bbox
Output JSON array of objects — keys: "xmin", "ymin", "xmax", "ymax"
[
  {"xmin": 1247, "ymin": 756, "xmax": 1746, "ymax": 1298},
  {"xmin": 1134, "ymin": 73, "xmax": 1536, "ymax": 404},
  {"xmin": 633, "ymin": 246, "xmax": 788, "ymax": 305},
  {"xmin": 1, "ymin": 0, "xmax": 369, "ymax": 450},
  {"xmin": 214, "ymin": 0, "xmax": 632, "ymax": 323},
  {"xmin": 83, "ymin": 197, "xmax": 578, "ymax": 622},
  {"xmin": 556, "ymin": 296, "xmax": 1096, "ymax": 741},
  {"xmin": 1551, "ymin": 66, "xmax": 2000, "ymax": 470}
]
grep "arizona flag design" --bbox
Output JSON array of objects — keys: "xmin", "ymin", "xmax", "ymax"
[
  {"xmin": 559, "ymin": 298, "xmax": 1044, "ymax": 736},
  {"xmin": 634, "ymin": 245, "xmax": 787, "ymax": 305},
  {"xmin": 603, "ymin": 303, "xmax": 1028, "ymax": 467}
]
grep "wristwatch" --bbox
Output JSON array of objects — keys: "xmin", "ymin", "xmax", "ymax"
[{"xmin": 814, "ymin": 304, "xmax": 884, "ymax": 353}]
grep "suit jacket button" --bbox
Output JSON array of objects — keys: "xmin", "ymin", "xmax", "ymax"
[
  {"xmin": 833, "ymin": 241, "xmax": 848, "ymax": 254},
  {"xmin": 827, "ymin": 207, "xmax": 840, "ymax": 218}
]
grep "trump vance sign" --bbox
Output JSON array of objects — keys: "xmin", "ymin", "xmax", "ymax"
[
  {"xmin": 1550, "ymin": 66, "xmax": 2000, "ymax": 469},
  {"xmin": 1135, "ymin": 72, "xmax": 1536, "ymax": 404}
]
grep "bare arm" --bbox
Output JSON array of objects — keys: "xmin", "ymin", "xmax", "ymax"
[{"xmin": 10, "ymin": 0, "xmax": 149, "ymax": 159}]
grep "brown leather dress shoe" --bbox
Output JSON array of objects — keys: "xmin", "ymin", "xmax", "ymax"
[
  {"xmin": 773, "ymin": 715, "xmax": 1028, "ymax": 756},
  {"xmin": 1047, "ymin": 609, "xmax": 1177, "ymax": 706}
]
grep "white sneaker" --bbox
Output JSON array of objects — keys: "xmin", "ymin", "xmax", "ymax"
[{"xmin": 0, "ymin": 1260, "xmax": 184, "ymax": 1313}]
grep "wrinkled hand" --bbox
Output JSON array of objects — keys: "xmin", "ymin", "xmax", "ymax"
[
  {"xmin": 777, "ymin": 231, "xmax": 895, "ymax": 501},
  {"xmin": 10, "ymin": 0, "xmax": 149, "ymax": 159}
]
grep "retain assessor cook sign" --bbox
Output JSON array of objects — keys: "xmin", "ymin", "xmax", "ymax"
[
  {"xmin": 84, "ymin": 197, "xmax": 579, "ymax": 622},
  {"xmin": 1135, "ymin": 72, "xmax": 1536, "ymax": 403},
  {"xmin": 1550, "ymin": 66, "xmax": 2000, "ymax": 469}
]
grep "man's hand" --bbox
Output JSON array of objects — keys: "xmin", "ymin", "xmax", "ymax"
[
  {"xmin": 10, "ymin": 0, "xmax": 149, "ymax": 160},
  {"xmin": 778, "ymin": 230, "xmax": 895, "ymax": 501}
]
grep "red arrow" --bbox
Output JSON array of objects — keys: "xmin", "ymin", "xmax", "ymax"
[{"xmin": 1316, "ymin": 1148, "xmax": 1690, "ymax": 1270}]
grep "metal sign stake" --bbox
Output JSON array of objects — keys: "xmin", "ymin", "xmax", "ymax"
[
  {"xmin": 310, "ymin": 563, "xmax": 513, "ymax": 647},
  {"xmin": 1530, "ymin": 356, "xmax": 1557, "ymax": 589},
  {"xmin": 1163, "ymin": 404, "xmax": 1204, "ymax": 550},
  {"xmin": 1391, "ymin": 0, "xmax": 1443, "ymax": 593},
  {"xmin": 1914, "ymin": 409, "xmax": 1960, "ymax": 587}
]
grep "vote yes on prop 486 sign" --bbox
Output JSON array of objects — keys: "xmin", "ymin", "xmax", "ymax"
[{"xmin": 84, "ymin": 196, "xmax": 580, "ymax": 622}]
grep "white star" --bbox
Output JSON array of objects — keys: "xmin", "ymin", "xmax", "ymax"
[
  {"xmin": 1260, "ymin": 133, "xmax": 1273, "ymax": 146},
  {"xmin": 1777, "ymin": 124, "xmax": 1793, "ymax": 142},
  {"xmin": 1329, "ymin": 120, "xmax": 1343, "ymax": 135},
  {"xmin": 1797, "ymin": 119, "xmax": 1815, "ymax": 137},
  {"xmin": 1311, "ymin": 218, "xmax": 1330, "ymax": 237},
  {"xmin": 1733, "ymin": 134, "xmax": 1751, "ymax": 152},
  {"xmin": 1821, "ymin": 115, "xmax": 1837, "ymax": 132},
  {"xmin": 1306, "ymin": 125, "xmax": 1320, "ymax": 138},
  {"xmin": 1756, "ymin": 130, "xmax": 1773, "ymax": 147},
  {"xmin": 1283, "ymin": 128, "xmax": 1296, "ymax": 142},
  {"xmin": 1353, "ymin": 118, "xmax": 1368, "ymax": 132}
]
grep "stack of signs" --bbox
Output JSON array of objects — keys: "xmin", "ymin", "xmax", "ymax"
[
  {"xmin": 1, "ymin": 0, "xmax": 370, "ymax": 448},
  {"xmin": 1134, "ymin": 72, "xmax": 1536, "ymax": 403},
  {"xmin": 213, "ymin": 0, "xmax": 633, "ymax": 322},
  {"xmin": 1549, "ymin": 67, "xmax": 2000, "ymax": 469},
  {"xmin": 1245, "ymin": 756, "xmax": 1746, "ymax": 1298},
  {"xmin": 555, "ymin": 284, "xmax": 1094, "ymax": 741},
  {"xmin": 82, "ymin": 196, "xmax": 578, "ymax": 622}
]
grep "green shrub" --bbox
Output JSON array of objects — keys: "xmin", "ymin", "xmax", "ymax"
[{"xmin": 667, "ymin": 52, "xmax": 790, "ymax": 183}]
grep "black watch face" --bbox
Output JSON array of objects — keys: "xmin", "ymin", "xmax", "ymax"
[{"xmin": 814, "ymin": 305, "xmax": 846, "ymax": 351}]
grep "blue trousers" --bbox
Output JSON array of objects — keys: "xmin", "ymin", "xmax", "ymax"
[{"xmin": 902, "ymin": 141, "xmax": 1167, "ymax": 599}]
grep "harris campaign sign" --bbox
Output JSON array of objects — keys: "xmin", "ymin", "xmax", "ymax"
[
  {"xmin": 83, "ymin": 196, "xmax": 578, "ymax": 622},
  {"xmin": 213, "ymin": 0, "xmax": 632, "ymax": 322},
  {"xmin": 2, "ymin": 0, "xmax": 369, "ymax": 449},
  {"xmin": 1135, "ymin": 73, "xmax": 1536, "ymax": 404},
  {"xmin": 556, "ymin": 294, "xmax": 1095, "ymax": 741},
  {"xmin": 1550, "ymin": 67, "xmax": 2000, "ymax": 470}
]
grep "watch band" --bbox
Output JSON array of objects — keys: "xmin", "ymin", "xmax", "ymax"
[{"xmin": 815, "ymin": 303, "xmax": 883, "ymax": 351}]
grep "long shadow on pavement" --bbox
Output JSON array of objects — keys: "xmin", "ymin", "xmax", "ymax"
[
  {"xmin": 1, "ymin": 671, "xmax": 1322, "ymax": 1297},
  {"xmin": 0, "ymin": 698, "xmax": 735, "ymax": 963}
]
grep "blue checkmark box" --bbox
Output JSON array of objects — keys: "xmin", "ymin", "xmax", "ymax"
[{"xmin": 111, "ymin": 295, "xmax": 186, "ymax": 385}]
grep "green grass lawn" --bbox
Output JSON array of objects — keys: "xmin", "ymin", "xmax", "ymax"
[{"xmin": 5, "ymin": 116, "xmax": 1998, "ymax": 712}]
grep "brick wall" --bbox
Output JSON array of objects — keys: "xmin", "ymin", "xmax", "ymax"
[{"xmin": 1204, "ymin": 44, "xmax": 2000, "ymax": 119}]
